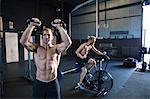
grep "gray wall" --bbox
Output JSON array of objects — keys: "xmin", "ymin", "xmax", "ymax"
[{"xmin": 71, "ymin": 0, "xmax": 142, "ymax": 39}]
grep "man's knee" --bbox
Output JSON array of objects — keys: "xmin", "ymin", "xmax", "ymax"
[
  {"xmin": 93, "ymin": 60, "xmax": 96, "ymax": 65},
  {"xmin": 81, "ymin": 67, "xmax": 87, "ymax": 74},
  {"xmin": 88, "ymin": 58, "xmax": 96, "ymax": 66}
]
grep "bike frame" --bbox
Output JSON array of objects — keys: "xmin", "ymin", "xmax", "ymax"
[
  {"xmin": 97, "ymin": 58, "xmax": 109, "ymax": 96},
  {"xmin": 85, "ymin": 57, "xmax": 112, "ymax": 96}
]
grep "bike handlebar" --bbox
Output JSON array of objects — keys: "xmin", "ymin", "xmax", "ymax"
[
  {"xmin": 95, "ymin": 55, "xmax": 110, "ymax": 71},
  {"xmin": 95, "ymin": 54, "xmax": 110, "ymax": 64},
  {"xmin": 103, "ymin": 54, "xmax": 110, "ymax": 60}
]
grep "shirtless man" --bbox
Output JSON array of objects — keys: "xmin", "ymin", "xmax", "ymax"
[
  {"xmin": 20, "ymin": 18, "xmax": 72, "ymax": 99},
  {"xmin": 75, "ymin": 36, "xmax": 107, "ymax": 88}
]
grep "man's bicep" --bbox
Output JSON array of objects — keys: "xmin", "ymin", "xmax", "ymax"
[
  {"xmin": 75, "ymin": 47, "xmax": 81, "ymax": 53},
  {"xmin": 92, "ymin": 46, "xmax": 98, "ymax": 52},
  {"xmin": 76, "ymin": 44, "xmax": 84, "ymax": 52},
  {"xmin": 92, "ymin": 46, "xmax": 103, "ymax": 55},
  {"xmin": 24, "ymin": 41, "xmax": 38, "ymax": 52},
  {"xmin": 56, "ymin": 42, "xmax": 69, "ymax": 54}
]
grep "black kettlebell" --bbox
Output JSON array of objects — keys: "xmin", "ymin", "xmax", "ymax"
[
  {"xmin": 51, "ymin": 20, "xmax": 66, "ymax": 30},
  {"xmin": 51, "ymin": 20, "xmax": 66, "ymax": 44},
  {"xmin": 26, "ymin": 18, "xmax": 42, "ymax": 32}
]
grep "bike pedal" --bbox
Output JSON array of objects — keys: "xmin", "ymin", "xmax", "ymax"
[
  {"xmin": 74, "ymin": 85, "xmax": 79, "ymax": 90},
  {"xmin": 96, "ymin": 88, "xmax": 105, "ymax": 96},
  {"xmin": 102, "ymin": 90, "xmax": 108, "ymax": 96}
]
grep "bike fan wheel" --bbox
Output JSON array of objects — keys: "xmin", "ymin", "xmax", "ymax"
[{"xmin": 92, "ymin": 70, "xmax": 113, "ymax": 92}]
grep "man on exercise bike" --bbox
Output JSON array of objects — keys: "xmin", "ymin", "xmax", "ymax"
[{"xmin": 75, "ymin": 35, "xmax": 107, "ymax": 89}]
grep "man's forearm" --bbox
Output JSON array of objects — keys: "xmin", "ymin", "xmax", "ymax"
[
  {"xmin": 20, "ymin": 25, "xmax": 35, "ymax": 45},
  {"xmin": 56, "ymin": 26, "xmax": 72, "ymax": 47},
  {"xmin": 95, "ymin": 49, "xmax": 104, "ymax": 56},
  {"xmin": 92, "ymin": 46, "xmax": 104, "ymax": 56},
  {"xmin": 76, "ymin": 53, "xmax": 83, "ymax": 59},
  {"xmin": 98, "ymin": 51, "xmax": 104, "ymax": 56}
]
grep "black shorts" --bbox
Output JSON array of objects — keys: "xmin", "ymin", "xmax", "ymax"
[
  {"xmin": 32, "ymin": 79, "xmax": 61, "ymax": 99},
  {"xmin": 76, "ymin": 57, "xmax": 90, "ymax": 68}
]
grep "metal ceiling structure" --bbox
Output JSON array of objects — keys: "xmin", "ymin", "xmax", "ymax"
[
  {"xmin": 40, "ymin": 0, "xmax": 88, "ymax": 12},
  {"xmin": 42, "ymin": 0, "xmax": 104, "ymax": 11}
]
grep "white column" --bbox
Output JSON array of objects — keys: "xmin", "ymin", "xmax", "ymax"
[{"xmin": 96, "ymin": 0, "xmax": 99, "ymax": 38}]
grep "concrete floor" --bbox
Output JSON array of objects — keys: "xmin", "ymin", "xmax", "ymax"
[{"xmin": 1, "ymin": 56, "xmax": 150, "ymax": 99}]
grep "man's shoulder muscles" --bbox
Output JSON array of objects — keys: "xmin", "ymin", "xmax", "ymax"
[
  {"xmin": 53, "ymin": 44, "xmax": 61, "ymax": 54},
  {"xmin": 82, "ymin": 43, "xmax": 86, "ymax": 45},
  {"xmin": 25, "ymin": 43, "xmax": 39, "ymax": 53},
  {"xmin": 80, "ymin": 43, "xmax": 86, "ymax": 47},
  {"xmin": 33, "ymin": 44, "xmax": 40, "ymax": 52}
]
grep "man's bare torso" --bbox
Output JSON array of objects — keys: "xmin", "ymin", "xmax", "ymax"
[
  {"xmin": 80, "ymin": 43, "xmax": 92, "ymax": 58},
  {"xmin": 34, "ymin": 45, "xmax": 60, "ymax": 81}
]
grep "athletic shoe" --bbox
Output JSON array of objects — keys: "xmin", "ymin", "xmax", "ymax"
[{"xmin": 77, "ymin": 83, "xmax": 85, "ymax": 89}]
